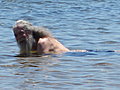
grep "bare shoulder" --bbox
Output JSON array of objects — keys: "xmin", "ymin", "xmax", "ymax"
[
  {"xmin": 37, "ymin": 37, "xmax": 69, "ymax": 54},
  {"xmin": 37, "ymin": 37, "xmax": 88, "ymax": 53}
]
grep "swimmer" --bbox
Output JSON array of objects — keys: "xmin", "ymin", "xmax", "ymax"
[
  {"xmin": 13, "ymin": 20, "xmax": 85, "ymax": 56},
  {"xmin": 13, "ymin": 20, "xmax": 119, "ymax": 56}
]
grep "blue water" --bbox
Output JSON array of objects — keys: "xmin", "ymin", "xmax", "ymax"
[{"xmin": 0, "ymin": 0, "xmax": 120, "ymax": 89}]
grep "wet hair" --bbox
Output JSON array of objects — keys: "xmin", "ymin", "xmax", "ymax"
[
  {"xmin": 13, "ymin": 20, "xmax": 53, "ymax": 55},
  {"xmin": 31, "ymin": 26, "xmax": 52, "ymax": 42},
  {"xmin": 14, "ymin": 20, "xmax": 53, "ymax": 41}
]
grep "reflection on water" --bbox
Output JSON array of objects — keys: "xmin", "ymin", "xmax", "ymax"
[{"xmin": 0, "ymin": 0, "xmax": 120, "ymax": 89}]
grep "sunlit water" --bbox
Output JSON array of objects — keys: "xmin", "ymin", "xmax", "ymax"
[{"xmin": 0, "ymin": 0, "xmax": 120, "ymax": 90}]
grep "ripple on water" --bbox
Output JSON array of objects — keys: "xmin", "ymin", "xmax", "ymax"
[
  {"xmin": 93, "ymin": 62, "xmax": 113, "ymax": 66},
  {"xmin": 99, "ymin": 41, "xmax": 119, "ymax": 44},
  {"xmin": 1, "ymin": 0, "xmax": 120, "ymax": 90}
]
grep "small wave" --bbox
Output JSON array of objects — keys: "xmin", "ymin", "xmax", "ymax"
[
  {"xmin": 93, "ymin": 62, "xmax": 113, "ymax": 66},
  {"xmin": 65, "ymin": 52, "xmax": 97, "ymax": 57},
  {"xmin": 99, "ymin": 41, "xmax": 119, "ymax": 44}
]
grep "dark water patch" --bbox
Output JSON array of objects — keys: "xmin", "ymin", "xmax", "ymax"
[
  {"xmin": 1, "ymin": 0, "xmax": 16, "ymax": 3},
  {"xmin": 81, "ymin": 75, "xmax": 94, "ymax": 78},
  {"xmin": 99, "ymin": 41, "xmax": 119, "ymax": 44},
  {"xmin": 93, "ymin": 62, "xmax": 113, "ymax": 66},
  {"xmin": 21, "ymin": 64, "xmax": 40, "ymax": 68},
  {"xmin": 96, "ymin": 27, "xmax": 108, "ymax": 30},
  {"xmin": 65, "ymin": 52, "xmax": 97, "ymax": 57},
  {"xmin": 92, "ymin": 0, "xmax": 105, "ymax": 2},
  {"xmin": 98, "ymin": 31, "xmax": 112, "ymax": 34},
  {"xmin": 14, "ymin": 73, "xmax": 24, "ymax": 75},
  {"xmin": 86, "ymin": 58, "xmax": 104, "ymax": 61},
  {"xmin": 0, "ymin": 64, "xmax": 20, "ymax": 68}
]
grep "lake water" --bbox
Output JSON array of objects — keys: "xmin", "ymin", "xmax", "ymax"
[{"xmin": 0, "ymin": 0, "xmax": 120, "ymax": 90}]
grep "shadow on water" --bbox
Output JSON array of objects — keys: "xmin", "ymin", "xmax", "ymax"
[{"xmin": 65, "ymin": 51, "xmax": 97, "ymax": 57}]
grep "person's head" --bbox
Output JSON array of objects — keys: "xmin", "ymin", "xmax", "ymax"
[
  {"xmin": 13, "ymin": 20, "xmax": 52, "ymax": 55},
  {"xmin": 13, "ymin": 20, "xmax": 36, "ymax": 55}
]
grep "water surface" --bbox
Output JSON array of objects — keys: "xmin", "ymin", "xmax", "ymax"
[{"xmin": 0, "ymin": 0, "xmax": 120, "ymax": 90}]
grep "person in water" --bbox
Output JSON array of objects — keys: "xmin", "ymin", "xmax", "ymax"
[
  {"xmin": 13, "ymin": 20, "xmax": 87, "ymax": 56},
  {"xmin": 13, "ymin": 20, "xmax": 120, "ymax": 56}
]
